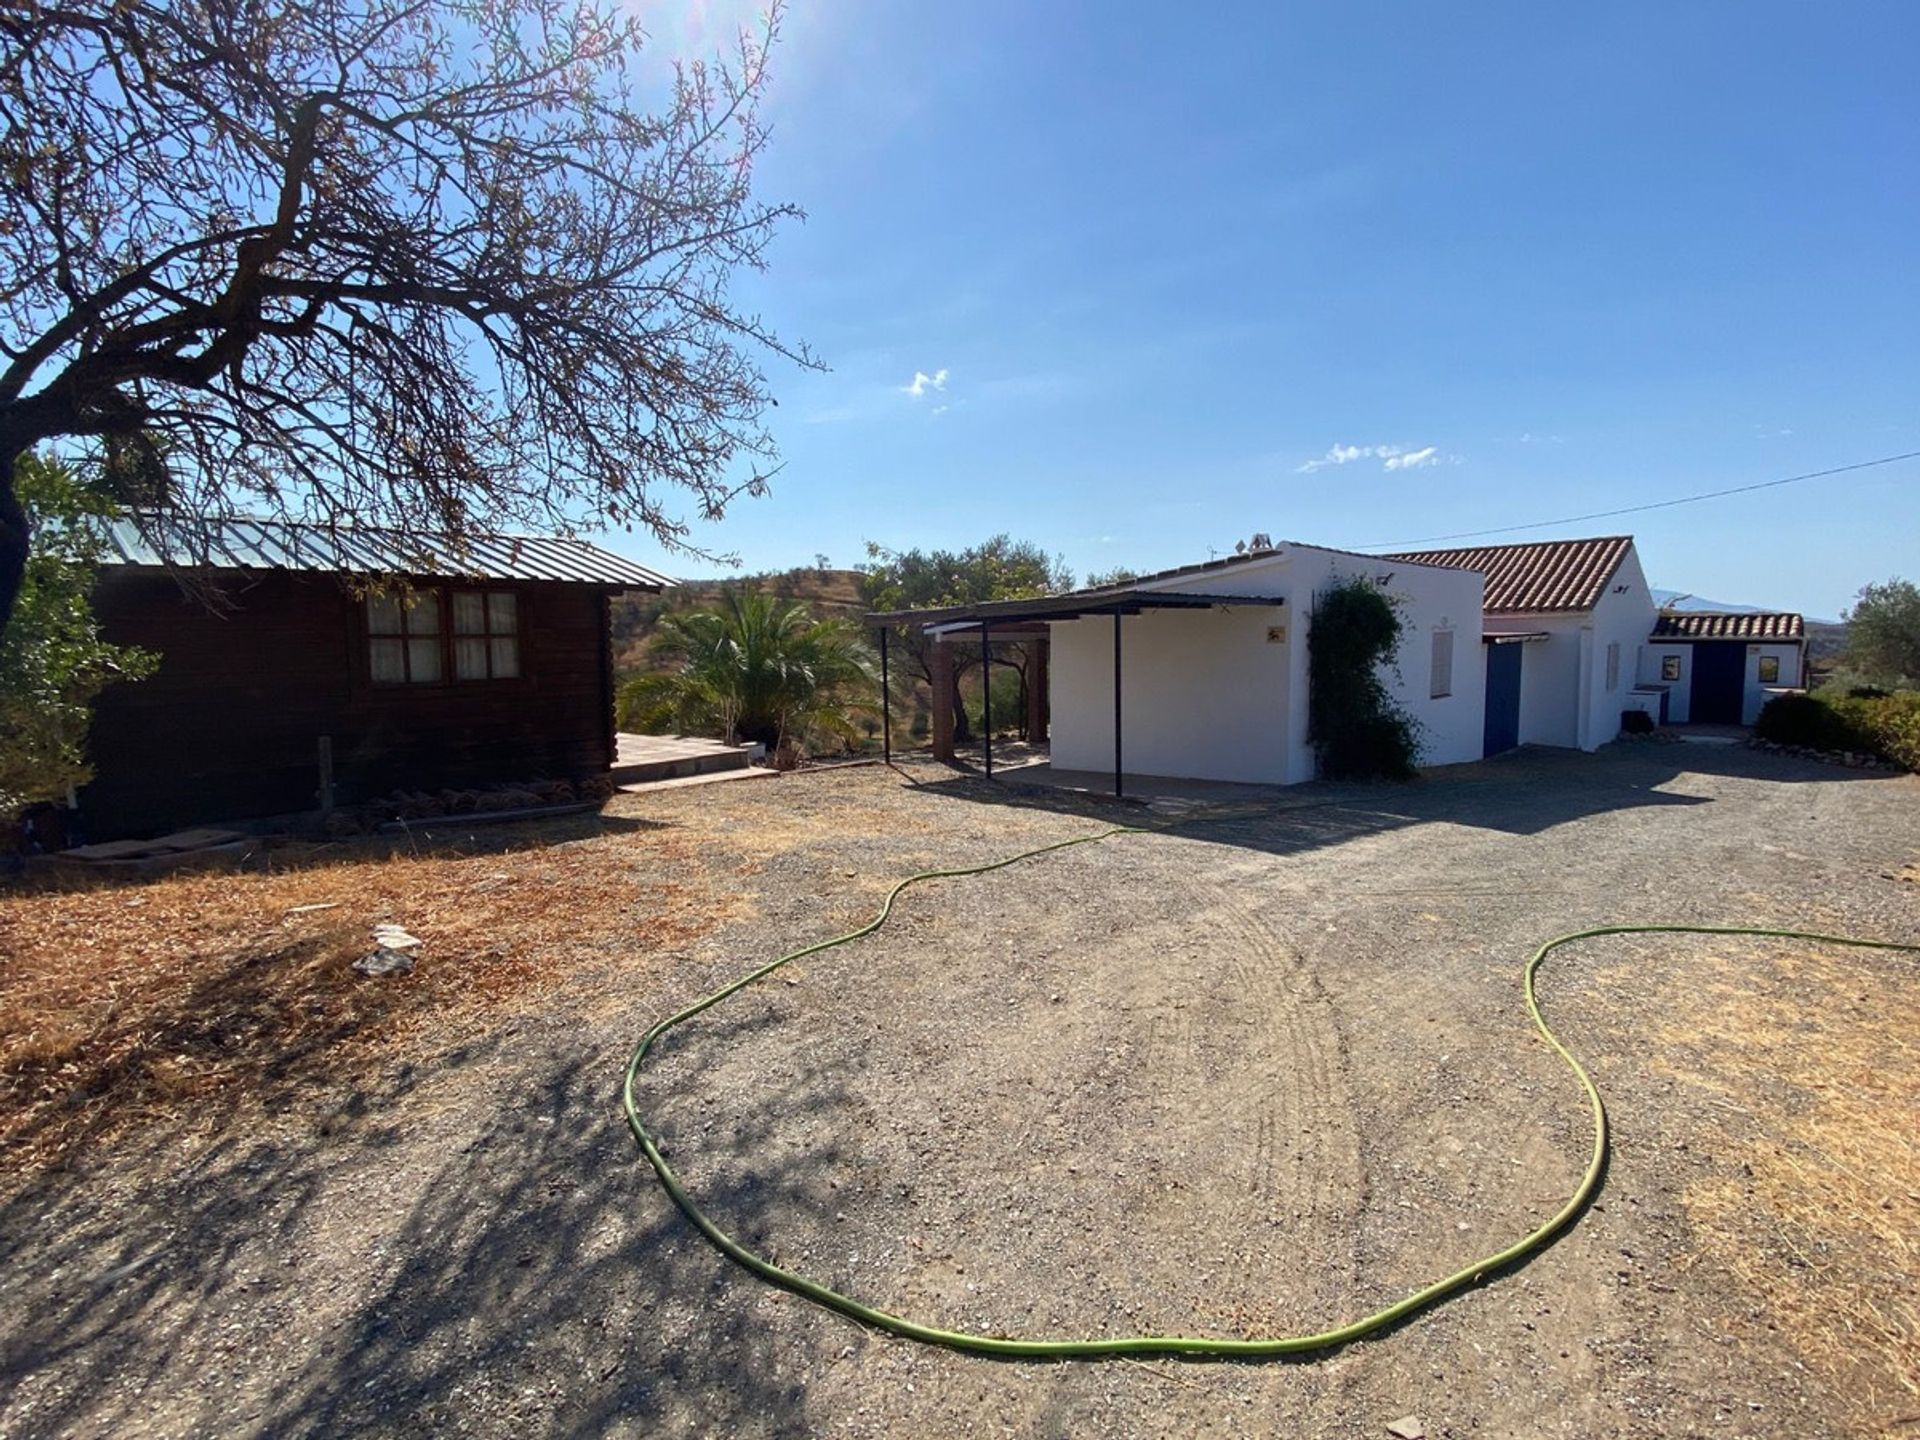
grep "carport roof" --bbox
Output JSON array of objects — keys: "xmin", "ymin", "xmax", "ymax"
[{"xmin": 867, "ymin": 587, "xmax": 1271, "ymax": 628}]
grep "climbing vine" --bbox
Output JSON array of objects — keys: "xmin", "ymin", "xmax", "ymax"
[{"xmin": 1307, "ymin": 576, "xmax": 1421, "ymax": 780}]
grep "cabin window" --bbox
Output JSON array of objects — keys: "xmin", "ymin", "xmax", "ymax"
[
  {"xmin": 1757, "ymin": 654, "xmax": 1780, "ymax": 684},
  {"xmin": 1429, "ymin": 629, "xmax": 1454, "ymax": 699},
  {"xmin": 1660, "ymin": 654, "xmax": 1681, "ymax": 682},
  {"xmin": 367, "ymin": 592, "xmax": 443, "ymax": 684},
  {"xmin": 1605, "ymin": 641, "xmax": 1621, "ymax": 692},
  {"xmin": 454, "ymin": 590, "xmax": 521, "ymax": 680}
]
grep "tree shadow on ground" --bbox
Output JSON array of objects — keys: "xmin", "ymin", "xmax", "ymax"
[{"xmin": 0, "ymin": 999, "xmax": 853, "ymax": 1438}]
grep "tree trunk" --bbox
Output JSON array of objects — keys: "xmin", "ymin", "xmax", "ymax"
[
  {"xmin": 0, "ymin": 442, "xmax": 30, "ymax": 636},
  {"xmin": 951, "ymin": 665, "xmax": 971, "ymax": 745}
]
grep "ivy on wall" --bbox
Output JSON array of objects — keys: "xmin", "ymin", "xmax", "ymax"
[{"xmin": 1306, "ymin": 576, "xmax": 1421, "ymax": 780}]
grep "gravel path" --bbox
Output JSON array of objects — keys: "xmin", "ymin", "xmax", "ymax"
[{"xmin": 1, "ymin": 743, "xmax": 1915, "ymax": 1439}]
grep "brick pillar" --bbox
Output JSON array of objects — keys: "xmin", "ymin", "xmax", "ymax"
[
  {"xmin": 1025, "ymin": 638, "xmax": 1048, "ymax": 743},
  {"xmin": 930, "ymin": 640, "xmax": 956, "ymax": 760}
]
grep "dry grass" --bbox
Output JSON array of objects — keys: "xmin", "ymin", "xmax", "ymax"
[
  {"xmin": 0, "ymin": 815, "xmax": 729, "ymax": 1185},
  {"xmin": 1658, "ymin": 941, "xmax": 1920, "ymax": 1438}
]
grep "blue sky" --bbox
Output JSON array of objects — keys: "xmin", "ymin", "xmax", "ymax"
[{"xmin": 616, "ymin": 1, "xmax": 1918, "ymax": 618}]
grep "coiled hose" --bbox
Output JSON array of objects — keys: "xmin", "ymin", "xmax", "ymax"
[{"xmin": 621, "ymin": 815, "xmax": 1919, "ymax": 1358}]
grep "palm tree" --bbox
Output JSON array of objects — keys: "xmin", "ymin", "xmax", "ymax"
[{"xmin": 617, "ymin": 589, "xmax": 875, "ymax": 754}]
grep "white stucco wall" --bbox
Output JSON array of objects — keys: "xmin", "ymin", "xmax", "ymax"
[
  {"xmin": 1043, "ymin": 543, "xmax": 1484, "ymax": 786},
  {"xmin": 1637, "ymin": 642, "xmax": 1693, "ymax": 723},
  {"xmin": 1580, "ymin": 549, "xmax": 1659, "ymax": 748},
  {"xmin": 1634, "ymin": 638, "xmax": 1805, "ymax": 724},
  {"xmin": 1743, "ymin": 644, "xmax": 1803, "ymax": 723},
  {"xmin": 1047, "ymin": 601, "xmax": 1292, "ymax": 783},
  {"xmin": 1483, "ymin": 546, "xmax": 1659, "ymax": 750},
  {"xmin": 1496, "ymin": 615, "xmax": 1586, "ymax": 748},
  {"xmin": 1315, "ymin": 551, "xmax": 1486, "ymax": 773}
]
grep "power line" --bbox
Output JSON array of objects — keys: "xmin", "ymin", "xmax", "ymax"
[{"xmin": 1358, "ymin": 450, "xmax": 1920, "ymax": 551}]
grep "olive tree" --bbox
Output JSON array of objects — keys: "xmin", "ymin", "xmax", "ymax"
[
  {"xmin": 859, "ymin": 535, "xmax": 1070, "ymax": 742},
  {"xmin": 1843, "ymin": 578, "xmax": 1920, "ymax": 686}
]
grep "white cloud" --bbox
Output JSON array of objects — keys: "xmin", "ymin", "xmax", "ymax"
[
  {"xmin": 902, "ymin": 367, "xmax": 948, "ymax": 398},
  {"xmin": 1296, "ymin": 442, "xmax": 1448, "ymax": 474}
]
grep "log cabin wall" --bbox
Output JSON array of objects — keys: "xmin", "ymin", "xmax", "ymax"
[{"xmin": 83, "ymin": 569, "xmax": 617, "ymax": 839}]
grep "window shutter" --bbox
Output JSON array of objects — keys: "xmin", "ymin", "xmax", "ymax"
[{"xmin": 1430, "ymin": 629, "xmax": 1454, "ymax": 699}]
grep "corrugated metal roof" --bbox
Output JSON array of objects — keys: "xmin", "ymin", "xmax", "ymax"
[
  {"xmin": 1382, "ymin": 536, "xmax": 1634, "ymax": 614},
  {"xmin": 1650, "ymin": 611, "xmax": 1804, "ymax": 642},
  {"xmin": 96, "ymin": 512, "xmax": 674, "ymax": 589}
]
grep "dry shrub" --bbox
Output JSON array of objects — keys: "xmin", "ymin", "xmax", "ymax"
[{"xmin": 0, "ymin": 817, "xmax": 729, "ymax": 1184}]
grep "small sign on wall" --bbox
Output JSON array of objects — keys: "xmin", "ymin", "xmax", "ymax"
[{"xmin": 1267, "ymin": 625, "xmax": 1288, "ymax": 643}]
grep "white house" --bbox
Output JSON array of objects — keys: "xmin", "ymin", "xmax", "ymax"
[
  {"xmin": 878, "ymin": 540, "xmax": 1487, "ymax": 790},
  {"xmin": 1639, "ymin": 611, "xmax": 1806, "ymax": 725},
  {"xmin": 1386, "ymin": 535, "xmax": 1809, "ymax": 741},
  {"xmin": 872, "ymin": 531, "xmax": 1808, "ymax": 792},
  {"xmin": 1382, "ymin": 536, "xmax": 1658, "ymax": 752}
]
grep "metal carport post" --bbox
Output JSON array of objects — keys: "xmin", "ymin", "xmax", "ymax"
[
  {"xmin": 1113, "ymin": 611, "xmax": 1123, "ymax": 799},
  {"xmin": 879, "ymin": 626, "xmax": 891, "ymax": 765},
  {"xmin": 981, "ymin": 621, "xmax": 993, "ymax": 779}
]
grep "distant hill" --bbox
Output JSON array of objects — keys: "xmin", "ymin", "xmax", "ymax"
[
  {"xmin": 611, "ymin": 566, "xmax": 868, "ymax": 674},
  {"xmin": 1804, "ymin": 620, "xmax": 1849, "ymax": 668},
  {"xmin": 1647, "ymin": 588, "xmax": 1848, "ymax": 668},
  {"xmin": 1651, "ymin": 589, "xmax": 1840, "ymax": 626}
]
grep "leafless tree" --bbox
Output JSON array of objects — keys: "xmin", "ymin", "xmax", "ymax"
[{"xmin": 0, "ymin": 0, "xmax": 809, "ymax": 631}]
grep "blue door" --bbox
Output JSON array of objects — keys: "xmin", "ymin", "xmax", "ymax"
[
  {"xmin": 1689, "ymin": 642, "xmax": 1746, "ymax": 724},
  {"xmin": 1483, "ymin": 642, "xmax": 1523, "ymax": 756}
]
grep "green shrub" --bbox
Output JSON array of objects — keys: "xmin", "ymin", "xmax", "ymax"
[
  {"xmin": 615, "ymin": 589, "xmax": 873, "ymax": 754},
  {"xmin": 1308, "ymin": 577, "xmax": 1420, "ymax": 780},
  {"xmin": 963, "ymin": 666, "xmax": 1024, "ymax": 738},
  {"xmin": 1754, "ymin": 693, "xmax": 1857, "ymax": 750},
  {"xmin": 1853, "ymin": 691, "xmax": 1920, "ymax": 770},
  {"xmin": 1755, "ymin": 690, "xmax": 1920, "ymax": 770},
  {"xmin": 2, "ymin": 454, "xmax": 156, "ymax": 821}
]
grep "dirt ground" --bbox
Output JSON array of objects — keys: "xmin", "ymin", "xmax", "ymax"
[{"xmin": 1, "ymin": 742, "xmax": 1916, "ymax": 1440}]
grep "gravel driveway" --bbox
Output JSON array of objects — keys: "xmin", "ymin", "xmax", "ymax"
[{"xmin": 2, "ymin": 742, "xmax": 1916, "ymax": 1439}]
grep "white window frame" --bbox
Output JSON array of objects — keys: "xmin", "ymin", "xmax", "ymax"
[{"xmin": 1605, "ymin": 641, "xmax": 1621, "ymax": 692}]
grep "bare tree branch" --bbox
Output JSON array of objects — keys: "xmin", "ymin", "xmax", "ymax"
[{"xmin": 0, "ymin": 0, "xmax": 811, "ymax": 628}]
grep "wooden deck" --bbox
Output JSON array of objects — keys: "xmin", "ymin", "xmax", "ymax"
[{"xmin": 610, "ymin": 733, "xmax": 762, "ymax": 788}]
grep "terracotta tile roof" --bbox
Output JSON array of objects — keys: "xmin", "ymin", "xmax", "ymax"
[
  {"xmin": 1650, "ymin": 611, "xmax": 1805, "ymax": 642},
  {"xmin": 1382, "ymin": 536, "xmax": 1634, "ymax": 614}
]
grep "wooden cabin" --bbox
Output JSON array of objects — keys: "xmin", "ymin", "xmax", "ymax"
[{"xmin": 79, "ymin": 515, "xmax": 672, "ymax": 840}]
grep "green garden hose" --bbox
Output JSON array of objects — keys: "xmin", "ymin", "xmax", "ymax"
[{"xmin": 621, "ymin": 816, "xmax": 1919, "ymax": 1359}]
